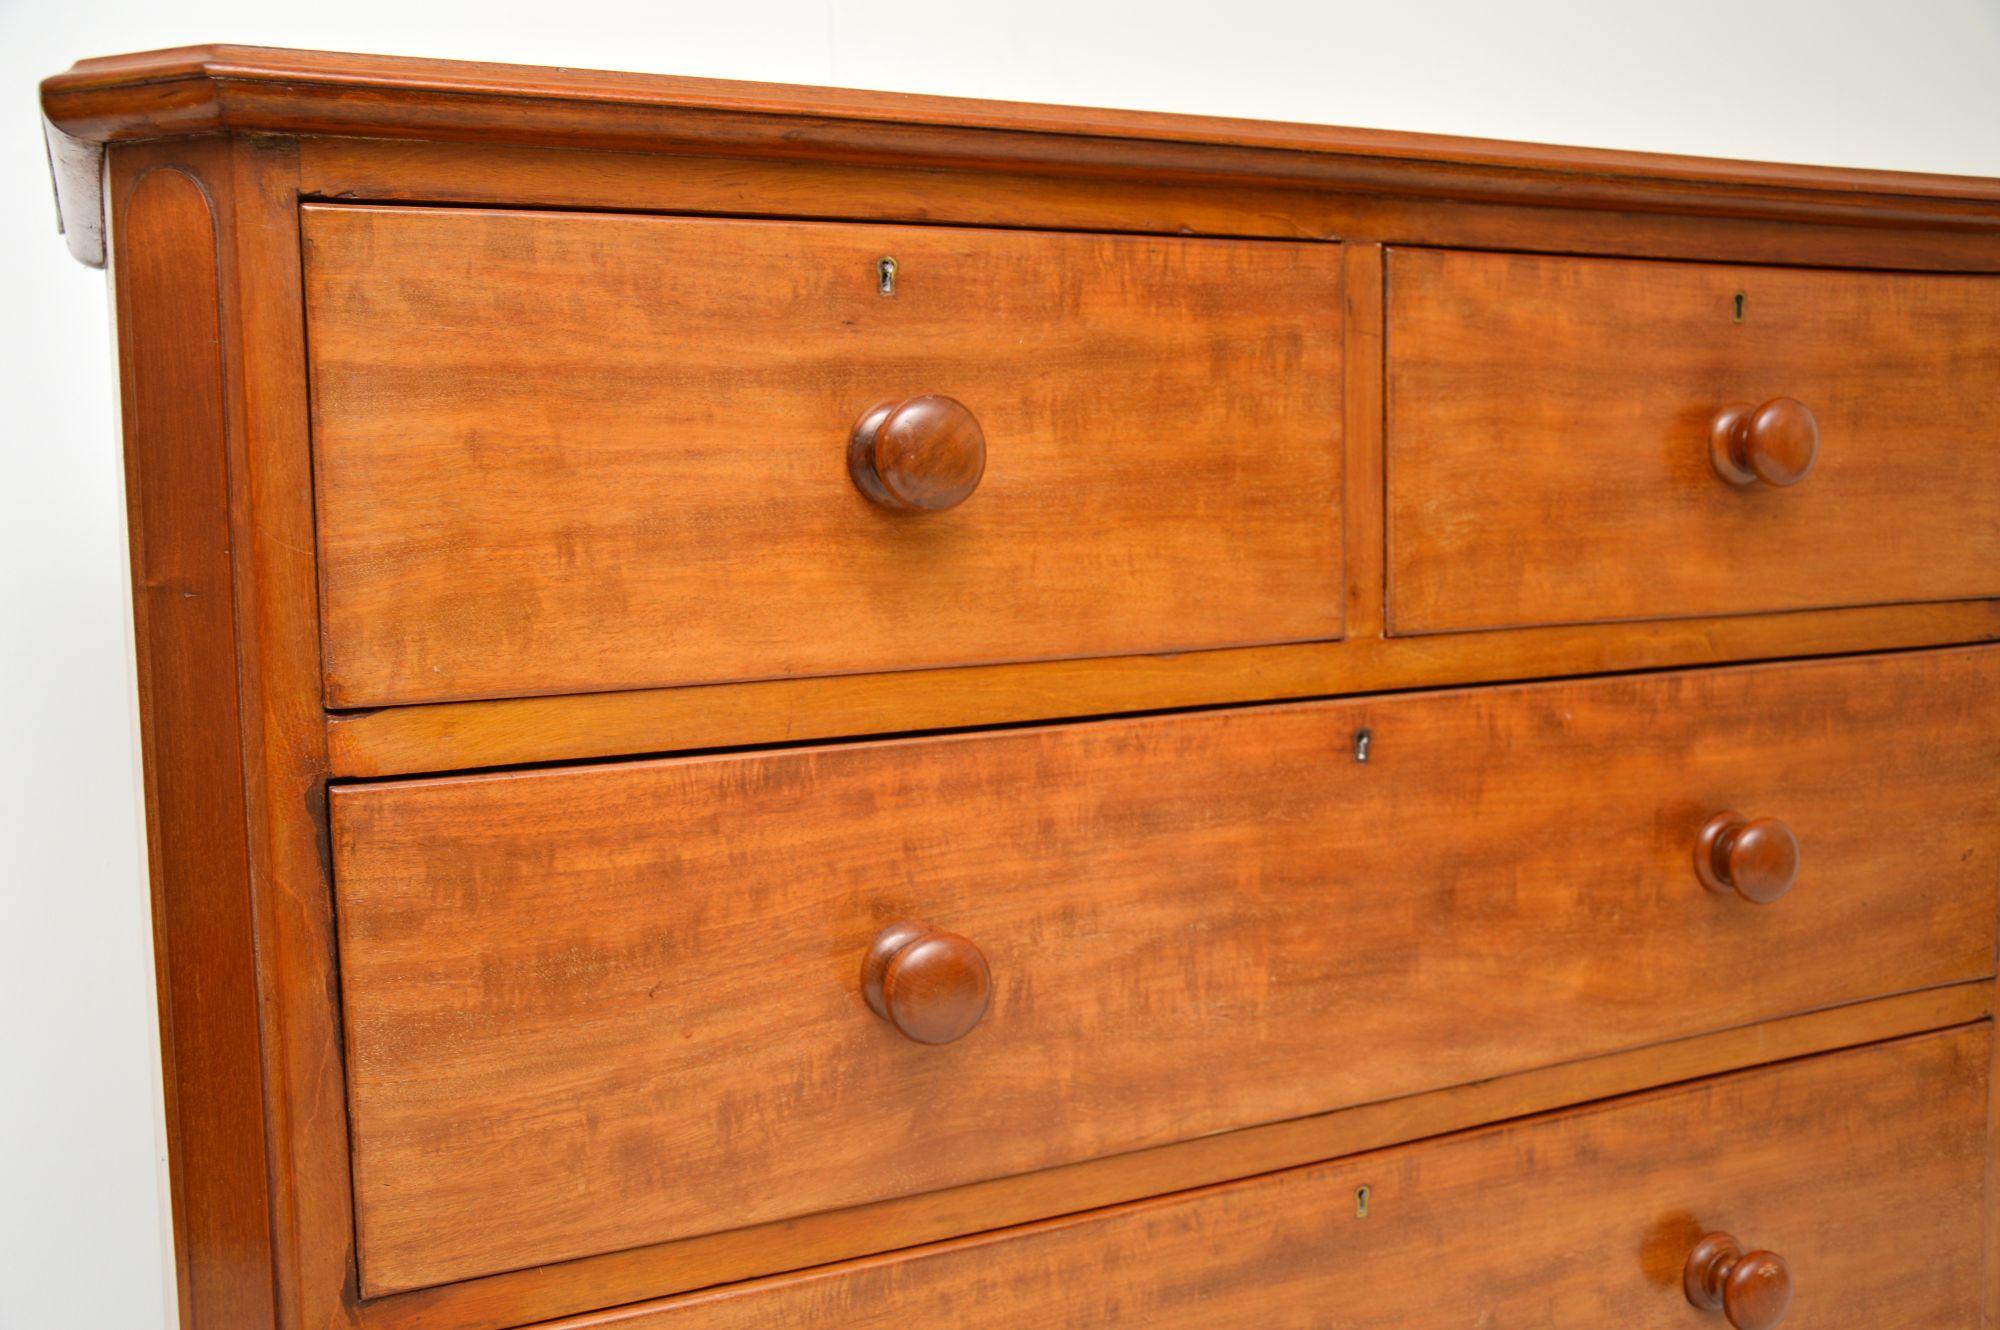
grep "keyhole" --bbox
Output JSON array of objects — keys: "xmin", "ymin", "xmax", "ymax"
[
  {"xmin": 878, "ymin": 256, "xmax": 898, "ymax": 296},
  {"xmin": 1356, "ymin": 1185, "xmax": 1371, "ymax": 1217},
  {"xmin": 1732, "ymin": 291, "xmax": 1747, "ymax": 323}
]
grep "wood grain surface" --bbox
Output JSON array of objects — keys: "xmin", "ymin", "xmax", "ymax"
[
  {"xmin": 304, "ymin": 204, "xmax": 1343, "ymax": 706},
  {"xmin": 559, "ymin": 1027, "xmax": 1988, "ymax": 1328},
  {"xmin": 324, "ymin": 599, "xmax": 2000, "ymax": 777},
  {"xmin": 107, "ymin": 136, "xmax": 355, "ymax": 1330},
  {"xmin": 291, "ymin": 138, "xmax": 2000, "ymax": 277},
  {"xmin": 331, "ymin": 984, "xmax": 1990, "ymax": 1330},
  {"xmin": 43, "ymin": 45, "xmax": 2000, "ymax": 277},
  {"xmin": 1387, "ymin": 249, "xmax": 2000, "ymax": 633},
  {"xmin": 331, "ymin": 646, "xmax": 1998, "ymax": 1294},
  {"xmin": 55, "ymin": 46, "xmax": 2000, "ymax": 1330},
  {"xmin": 205, "ymin": 138, "xmax": 355, "ymax": 1330},
  {"xmin": 114, "ymin": 157, "xmax": 277, "ymax": 1330}
]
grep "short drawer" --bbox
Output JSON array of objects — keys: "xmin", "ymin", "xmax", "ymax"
[
  {"xmin": 303, "ymin": 206, "xmax": 1344, "ymax": 708},
  {"xmin": 1386, "ymin": 248, "xmax": 2000, "ymax": 633},
  {"xmin": 627, "ymin": 1027, "xmax": 1989, "ymax": 1327},
  {"xmin": 330, "ymin": 646, "xmax": 1998, "ymax": 1293}
]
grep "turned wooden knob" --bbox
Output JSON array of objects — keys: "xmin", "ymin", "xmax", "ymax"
[
  {"xmin": 861, "ymin": 922, "xmax": 991, "ymax": 1045},
  {"xmin": 1710, "ymin": 397, "xmax": 1818, "ymax": 487},
  {"xmin": 1684, "ymin": 1232, "xmax": 1793, "ymax": 1328},
  {"xmin": 848, "ymin": 395, "xmax": 985, "ymax": 511},
  {"xmin": 1696, "ymin": 813, "xmax": 1801, "ymax": 904}
]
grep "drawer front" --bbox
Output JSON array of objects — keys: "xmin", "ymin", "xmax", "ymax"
[
  {"xmin": 1386, "ymin": 248, "xmax": 2000, "ymax": 634},
  {"xmin": 303, "ymin": 206, "xmax": 1344, "ymax": 708},
  {"xmin": 627, "ymin": 1028, "xmax": 1989, "ymax": 1328},
  {"xmin": 330, "ymin": 647, "xmax": 1998, "ymax": 1293}
]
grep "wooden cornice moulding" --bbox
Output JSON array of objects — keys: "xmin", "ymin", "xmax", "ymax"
[{"xmin": 41, "ymin": 43, "xmax": 2000, "ymax": 267}]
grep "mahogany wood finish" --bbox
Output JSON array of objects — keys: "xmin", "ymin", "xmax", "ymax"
[
  {"xmin": 322, "ymin": 600, "xmax": 2000, "ymax": 777},
  {"xmin": 42, "ymin": 45, "xmax": 2000, "ymax": 273},
  {"xmin": 1387, "ymin": 249, "xmax": 2000, "ymax": 634},
  {"xmin": 293, "ymin": 137, "xmax": 2000, "ymax": 274},
  {"xmin": 92, "ymin": 131, "xmax": 353, "ymax": 1330},
  {"xmin": 114, "ymin": 153, "xmax": 276, "ymax": 1330},
  {"xmin": 42, "ymin": 44, "xmax": 2000, "ymax": 1330},
  {"xmin": 328, "ymin": 648, "xmax": 1996, "ymax": 1294},
  {"xmin": 555, "ymin": 1028, "xmax": 1988, "ymax": 1328},
  {"xmin": 302, "ymin": 984, "xmax": 1998, "ymax": 1330},
  {"xmin": 1709, "ymin": 398, "xmax": 1818, "ymax": 488},
  {"xmin": 303, "ymin": 205, "xmax": 1343, "ymax": 707},
  {"xmin": 860, "ymin": 923, "xmax": 993, "ymax": 1045},
  {"xmin": 1685, "ymin": 1232, "xmax": 1794, "ymax": 1328},
  {"xmin": 848, "ymin": 396, "xmax": 987, "ymax": 512},
  {"xmin": 1696, "ymin": 813, "xmax": 1802, "ymax": 903}
]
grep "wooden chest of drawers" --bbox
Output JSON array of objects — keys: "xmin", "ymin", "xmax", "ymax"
[{"xmin": 42, "ymin": 45, "xmax": 2000, "ymax": 1330}]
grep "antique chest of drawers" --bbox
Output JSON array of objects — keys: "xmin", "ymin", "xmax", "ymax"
[{"xmin": 42, "ymin": 45, "xmax": 2000, "ymax": 1330}]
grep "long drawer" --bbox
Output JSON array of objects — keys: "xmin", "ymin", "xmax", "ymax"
[
  {"xmin": 1387, "ymin": 248, "xmax": 2000, "ymax": 633},
  {"xmin": 329, "ymin": 646, "xmax": 1999, "ymax": 1294},
  {"xmin": 303, "ymin": 205, "xmax": 1344, "ymax": 707},
  {"xmin": 607, "ymin": 1028, "xmax": 1990, "ymax": 1327}
]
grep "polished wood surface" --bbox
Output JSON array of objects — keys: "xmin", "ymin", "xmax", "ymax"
[
  {"xmin": 45, "ymin": 46, "xmax": 2000, "ymax": 271},
  {"xmin": 199, "ymin": 138, "xmax": 352, "ymax": 1330},
  {"xmin": 1696, "ymin": 813, "xmax": 1802, "ymax": 904},
  {"xmin": 1709, "ymin": 397, "xmax": 1818, "ymax": 488},
  {"xmin": 113, "ymin": 155, "xmax": 276, "ymax": 1330},
  {"xmin": 343, "ymin": 984, "xmax": 1994, "ymax": 1330},
  {"xmin": 323, "ymin": 600, "xmax": 2000, "ymax": 777},
  {"xmin": 848, "ymin": 396, "xmax": 986, "ymax": 512},
  {"xmin": 40, "ymin": 45, "xmax": 2000, "ymax": 203},
  {"xmin": 1341, "ymin": 245, "xmax": 1387, "ymax": 638},
  {"xmin": 108, "ymin": 136, "xmax": 352, "ymax": 1330},
  {"xmin": 304, "ymin": 204, "xmax": 1344, "ymax": 707},
  {"xmin": 1387, "ymin": 249, "xmax": 2000, "ymax": 634},
  {"xmin": 860, "ymin": 923, "xmax": 993, "ymax": 1045},
  {"xmin": 330, "ymin": 647, "xmax": 1997, "ymax": 1294},
  {"xmin": 292, "ymin": 137, "xmax": 2000, "ymax": 275},
  {"xmin": 48, "ymin": 44, "xmax": 2000, "ymax": 1330},
  {"xmin": 555, "ymin": 1028, "xmax": 1988, "ymax": 1328},
  {"xmin": 1685, "ymin": 1232, "xmax": 1794, "ymax": 1328}
]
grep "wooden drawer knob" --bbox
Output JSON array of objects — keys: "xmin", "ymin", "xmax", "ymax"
[
  {"xmin": 849, "ymin": 395, "xmax": 986, "ymax": 511},
  {"xmin": 1710, "ymin": 397, "xmax": 1818, "ymax": 487},
  {"xmin": 1684, "ymin": 1232, "xmax": 1793, "ymax": 1328},
  {"xmin": 861, "ymin": 922, "xmax": 992, "ymax": 1045},
  {"xmin": 1696, "ymin": 812, "xmax": 1801, "ymax": 904}
]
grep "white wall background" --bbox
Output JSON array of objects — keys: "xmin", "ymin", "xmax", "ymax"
[{"xmin": 4, "ymin": 2, "xmax": 1998, "ymax": 1326}]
